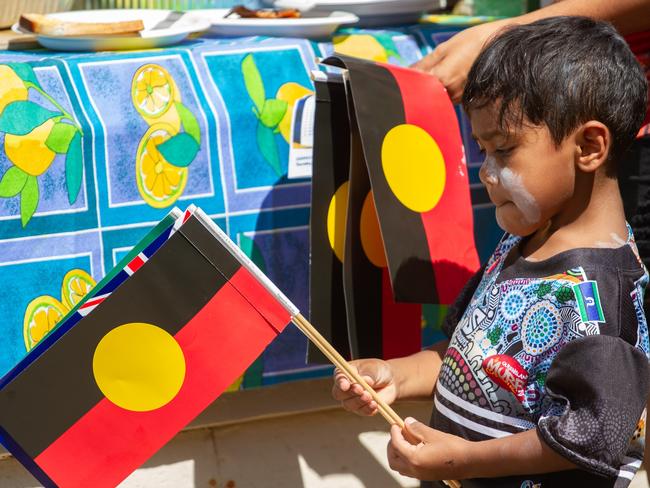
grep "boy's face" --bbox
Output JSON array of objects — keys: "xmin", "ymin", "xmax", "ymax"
[{"xmin": 471, "ymin": 105, "xmax": 577, "ymax": 237}]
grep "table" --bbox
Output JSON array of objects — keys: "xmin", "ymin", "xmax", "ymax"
[{"xmin": 0, "ymin": 21, "xmax": 503, "ymax": 388}]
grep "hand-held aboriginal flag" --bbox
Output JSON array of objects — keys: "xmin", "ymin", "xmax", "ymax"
[
  {"xmin": 308, "ymin": 71, "xmax": 352, "ymax": 364},
  {"xmin": 0, "ymin": 208, "xmax": 296, "ymax": 488},
  {"xmin": 323, "ymin": 55, "xmax": 480, "ymax": 305}
]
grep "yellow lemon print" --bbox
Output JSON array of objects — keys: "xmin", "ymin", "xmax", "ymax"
[
  {"xmin": 0, "ymin": 65, "xmax": 28, "ymax": 115},
  {"xmin": 136, "ymin": 122, "xmax": 188, "ymax": 208},
  {"xmin": 333, "ymin": 35, "xmax": 388, "ymax": 63},
  {"xmin": 5, "ymin": 119, "xmax": 56, "ymax": 176},
  {"xmin": 61, "ymin": 269, "xmax": 96, "ymax": 310},
  {"xmin": 275, "ymin": 82, "xmax": 313, "ymax": 143},
  {"xmin": 23, "ymin": 295, "xmax": 68, "ymax": 351}
]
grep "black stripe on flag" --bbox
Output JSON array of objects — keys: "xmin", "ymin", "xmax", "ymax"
[{"xmin": 309, "ymin": 77, "xmax": 352, "ymax": 363}]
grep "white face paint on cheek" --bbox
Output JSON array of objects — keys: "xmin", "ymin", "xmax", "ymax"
[{"xmin": 499, "ymin": 167, "xmax": 541, "ymax": 225}]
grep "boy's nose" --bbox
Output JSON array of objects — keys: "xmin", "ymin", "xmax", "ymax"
[
  {"xmin": 479, "ymin": 159, "xmax": 491, "ymax": 186},
  {"xmin": 479, "ymin": 157, "xmax": 498, "ymax": 186}
]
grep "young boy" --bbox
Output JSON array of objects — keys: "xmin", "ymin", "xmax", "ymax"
[{"xmin": 332, "ymin": 17, "xmax": 650, "ymax": 487}]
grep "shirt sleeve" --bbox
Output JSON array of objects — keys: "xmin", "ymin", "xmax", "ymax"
[
  {"xmin": 537, "ymin": 334, "xmax": 650, "ymax": 478},
  {"xmin": 441, "ymin": 265, "xmax": 485, "ymax": 338}
]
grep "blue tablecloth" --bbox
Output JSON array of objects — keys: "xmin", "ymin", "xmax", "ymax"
[{"xmin": 0, "ymin": 23, "xmax": 502, "ymax": 387}]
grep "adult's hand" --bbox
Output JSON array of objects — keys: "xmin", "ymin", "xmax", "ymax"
[
  {"xmin": 332, "ymin": 358, "xmax": 398, "ymax": 416},
  {"xmin": 411, "ymin": 19, "xmax": 512, "ymax": 103}
]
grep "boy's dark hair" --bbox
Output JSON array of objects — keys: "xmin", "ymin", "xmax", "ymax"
[{"xmin": 462, "ymin": 16, "xmax": 648, "ymax": 169}]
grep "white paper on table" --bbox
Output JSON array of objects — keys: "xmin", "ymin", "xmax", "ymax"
[{"xmin": 288, "ymin": 94, "xmax": 315, "ymax": 179}]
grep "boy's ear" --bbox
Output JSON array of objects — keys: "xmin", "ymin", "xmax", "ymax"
[{"xmin": 574, "ymin": 121, "xmax": 610, "ymax": 173}]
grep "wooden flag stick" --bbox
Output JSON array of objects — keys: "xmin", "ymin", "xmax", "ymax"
[
  {"xmin": 291, "ymin": 313, "xmax": 461, "ymax": 488},
  {"xmin": 193, "ymin": 211, "xmax": 460, "ymax": 487},
  {"xmin": 292, "ymin": 313, "xmax": 401, "ymax": 424}
]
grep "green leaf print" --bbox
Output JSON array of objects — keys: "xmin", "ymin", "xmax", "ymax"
[
  {"xmin": 0, "ymin": 101, "xmax": 60, "ymax": 136},
  {"xmin": 45, "ymin": 122, "xmax": 77, "ymax": 154},
  {"xmin": 0, "ymin": 166, "xmax": 28, "ymax": 197},
  {"xmin": 259, "ymin": 98, "xmax": 288, "ymax": 129},
  {"xmin": 257, "ymin": 123, "xmax": 282, "ymax": 176},
  {"xmin": 176, "ymin": 102, "xmax": 201, "ymax": 145},
  {"xmin": 241, "ymin": 54, "xmax": 265, "ymax": 114},
  {"xmin": 7, "ymin": 63, "xmax": 41, "ymax": 89},
  {"xmin": 65, "ymin": 132, "xmax": 83, "ymax": 205},
  {"xmin": 20, "ymin": 175, "xmax": 38, "ymax": 227},
  {"xmin": 157, "ymin": 132, "xmax": 200, "ymax": 168}
]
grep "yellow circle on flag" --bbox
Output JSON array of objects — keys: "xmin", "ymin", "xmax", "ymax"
[
  {"xmin": 93, "ymin": 322, "xmax": 186, "ymax": 412},
  {"xmin": 360, "ymin": 191, "xmax": 387, "ymax": 268},
  {"xmin": 326, "ymin": 181, "xmax": 349, "ymax": 263},
  {"xmin": 381, "ymin": 124, "xmax": 446, "ymax": 213}
]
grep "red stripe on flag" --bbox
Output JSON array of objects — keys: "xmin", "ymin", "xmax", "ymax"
[
  {"xmin": 381, "ymin": 268, "xmax": 421, "ymax": 360},
  {"xmin": 127, "ymin": 255, "xmax": 145, "ymax": 274},
  {"xmin": 80, "ymin": 295, "xmax": 106, "ymax": 309},
  {"xmin": 34, "ymin": 267, "xmax": 290, "ymax": 488},
  {"xmin": 384, "ymin": 65, "xmax": 480, "ymax": 304},
  {"xmin": 230, "ymin": 267, "xmax": 292, "ymax": 332}
]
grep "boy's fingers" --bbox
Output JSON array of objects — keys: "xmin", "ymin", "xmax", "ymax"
[
  {"xmin": 387, "ymin": 431, "xmax": 411, "ymax": 476},
  {"xmin": 390, "ymin": 424, "xmax": 417, "ymax": 458},
  {"xmin": 333, "ymin": 376, "xmax": 350, "ymax": 393},
  {"xmin": 341, "ymin": 392, "xmax": 375, "ymax": 413}
]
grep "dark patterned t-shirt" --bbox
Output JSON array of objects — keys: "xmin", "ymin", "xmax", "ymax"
[{"xmin": 424, "ymin": 228, "xmax": 650, "ymax": 488}]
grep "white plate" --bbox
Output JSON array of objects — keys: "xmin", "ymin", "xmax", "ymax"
[
  {"xmin": 12, "ymin": 9, "xmax": 211, "ymax": 51},
  {"xmin": 192, "ymin": 8, "xmax": 358, "ymax": 38},
  {"xmin": 268, "ymin": 0, "xmax": 441, "ymax": 26}
]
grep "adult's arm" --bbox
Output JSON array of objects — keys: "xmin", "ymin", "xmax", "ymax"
[{"xmin": 413, "ymin": 0, "xmax": 650, "ymax": 103}]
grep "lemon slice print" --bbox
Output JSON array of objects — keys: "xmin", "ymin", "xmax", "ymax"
[
  {"xmin": 136, "ymin": 122, "xmax": 188, "ymax": 208},
  {"xmin": 61, "ymin": 269, "xmax": 96, "ymax": 310},
  {"xmin": 132, "ymin": 64, "xmax": 176, "ymax": 118},
  {"xmin": 23, "ymin": 295, "xmax": 68, "ymax": 351}
]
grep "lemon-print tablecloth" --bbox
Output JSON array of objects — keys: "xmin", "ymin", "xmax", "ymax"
[{"xmin": 0, "ymin": 24, "xmax": 503, "ymax": 387}]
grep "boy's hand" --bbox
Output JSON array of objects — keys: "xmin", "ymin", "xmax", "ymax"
[
  {"xmin": 388, "ymin": 417, "xmax": 469, "ymax": 480},
  {"xmin": 332, "ymin": 359, "xmax": 398, "ymax": 416}
]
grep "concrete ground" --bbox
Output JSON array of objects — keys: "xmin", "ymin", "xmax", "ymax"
[{"xmin": 1, "ymin": 384, "xmax": 648, "ymax": 487}]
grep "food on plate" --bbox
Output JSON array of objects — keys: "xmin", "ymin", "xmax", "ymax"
[
  {"xmin": 19, "ymin": 13, "xmax": 145, "ymax": 36},
  {"xmin": 225, "ymin": 6, "xmax": 302, "ymax": 19}
]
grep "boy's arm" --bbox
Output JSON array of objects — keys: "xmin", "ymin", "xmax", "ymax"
[
  {"xmin": 389, "ymin": 339, "xmax": 449, "ymax": 400},
  {"xmin": 388, "ymin": 420, "xmax": 575, "ymax": 480},
  {"xmin": 332, "ymin": 340, "xmax": 449, "ymax": 415}
]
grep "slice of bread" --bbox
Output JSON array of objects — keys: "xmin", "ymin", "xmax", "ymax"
[{"xmin": 19, "ymin": 13, "xmax": 145, "ymax": 37}]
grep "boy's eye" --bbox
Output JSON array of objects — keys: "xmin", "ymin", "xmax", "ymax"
[{"xmin": 495, "ymin": 147, "xmax": 514, "ymax": 158}]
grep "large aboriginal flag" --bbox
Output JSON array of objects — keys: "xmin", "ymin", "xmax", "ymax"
[
  {"xmin": 344, "ymin": 104, "xmax": 422, "ymax": 360},
  {"xmin": 324, "ymin": 55, "xmax": 480, "ymax": 305},
  {"xmin": 0, "ymin": 211, "xmax": 293, "ymax": 488},
  {"xmin": 308, "ymin": 72, "xmax": 352, "ymax": 363}
]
